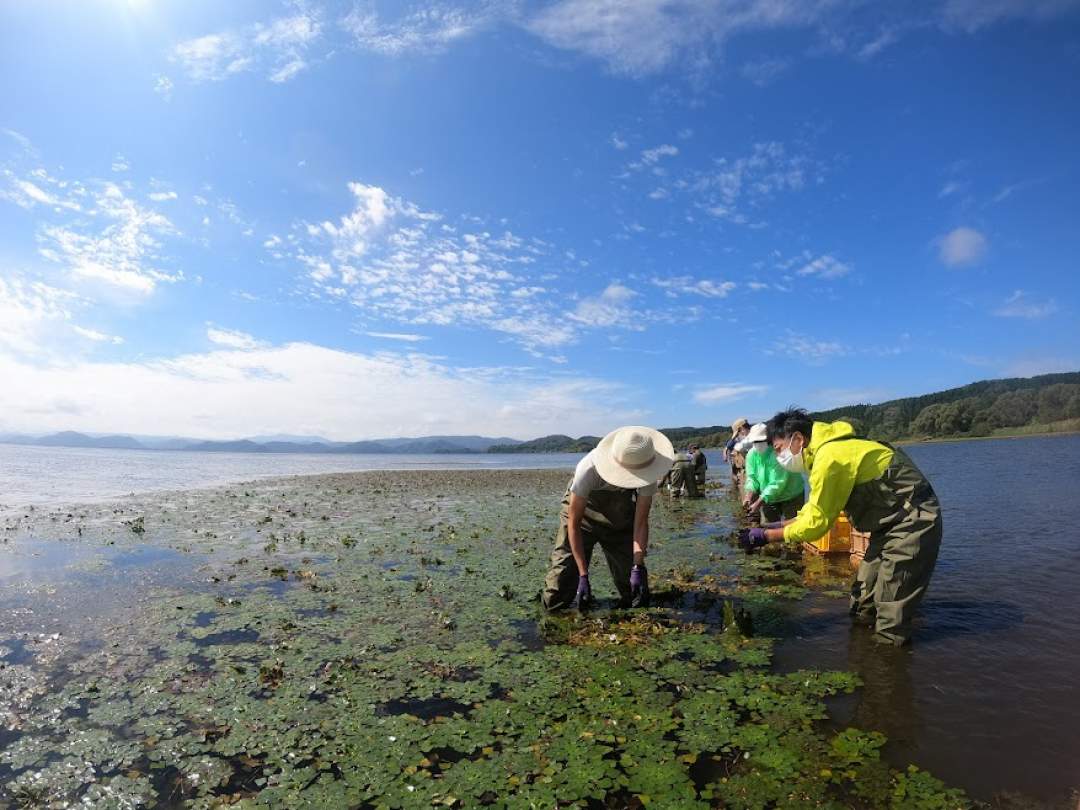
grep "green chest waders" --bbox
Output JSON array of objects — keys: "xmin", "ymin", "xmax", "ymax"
[
  {"xmin": 842, "ymin": 444, "xmax": 942, "ymax": 645},
  {"xmin": 541, "ymin": 484, "xmax": 638, "ymax": 611}
]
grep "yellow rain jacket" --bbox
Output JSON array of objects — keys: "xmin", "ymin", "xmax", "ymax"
[{"xmin": 783, "ymin": 420, "xmax": 894, "ymax": 544}]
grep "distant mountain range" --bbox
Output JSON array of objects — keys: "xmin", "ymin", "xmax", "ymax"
[
  {"xmin": 5, "ymin": 371, "xmax": 1077, "ymax": 456},
  {"xmin": 0, "ymin": 432, "xmax": 522, "ymax": 455}
]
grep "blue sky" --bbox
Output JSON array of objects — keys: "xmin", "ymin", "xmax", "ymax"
[{"xmin": 1, "ymin": 0, "xmax": 1078, "ymax": 440}]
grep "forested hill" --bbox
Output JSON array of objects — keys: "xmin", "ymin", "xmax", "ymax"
[
  {"xmin": 489, "ymin": 372, "xmax": 1080, "ymax": 452},
  {"xmin": 813, "ymin": 371, "xmax": 1080, "ymax": 441}
]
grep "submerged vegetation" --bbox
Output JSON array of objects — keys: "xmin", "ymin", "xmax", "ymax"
[{"xmin": 0, "ymin": 469, "xmax": 1032, "ymax": 808}]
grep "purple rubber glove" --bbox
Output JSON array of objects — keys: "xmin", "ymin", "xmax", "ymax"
[
  {"xmin": 574, "ymin": 574, "xmax": 592, "ymax": 609},
  {"xmin": 629, "ymin": 564, "xmax": 650, "ymax": 608},
  {"xmin": 738, "ymin": 527, "xmax": 768, "ymax": 550}
]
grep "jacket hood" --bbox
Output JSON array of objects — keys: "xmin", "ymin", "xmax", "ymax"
[{"xmin": 805, "ymin": 420, "xmax": 855, "ymax": 469}]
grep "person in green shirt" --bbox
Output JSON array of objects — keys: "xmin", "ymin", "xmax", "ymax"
[
  {"xmin": 745, "ymin": 409, "xmax": 942, "ymax": 646},
  {"xmin": 741, "ymin": 422, "xmax": 805, "ymax": 523}
]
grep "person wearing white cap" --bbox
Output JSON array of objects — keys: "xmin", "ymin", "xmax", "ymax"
[
  {"xmin": 542, "ymin": 426, "xmax": 676, "ymax": 611},
  {"xmin": 741, "ymin": 422, "xmax": 805, "ymax": 524}
]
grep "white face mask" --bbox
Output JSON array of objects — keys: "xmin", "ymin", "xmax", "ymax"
[{"xmin": 776, "ymin": 436, "xmax": 805, "ymax": 473}]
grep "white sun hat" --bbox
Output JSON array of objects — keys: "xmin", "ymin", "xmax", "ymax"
[
  {"xmin": 593, "ymin": 426, "xmax": 676, "ymax": 490},
  {"xmin": 746, "ymin": 422, "xmax": 768, "ymax": 443}
]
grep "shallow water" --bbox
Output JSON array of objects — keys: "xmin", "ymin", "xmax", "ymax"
[
  {"xmin": 0, "ymin": 438, "xmax": 1078, "ymax": 806},
  {"xmin": 773, "ymin": 435, "xmax": 1080, "ymax": 802},
  {"xmin": 0, "ymin": 443, "xmax": 588, "ymax": 505}
]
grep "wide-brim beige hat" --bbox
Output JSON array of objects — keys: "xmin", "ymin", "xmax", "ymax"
[
  {"xmin": 747, "ymin": 422, "xmax": 768, "ymax": 442},
  {"xmin": 594, "ymin": 426, "xmax": 676, "ymax": 490},
  {"xmin": 731, "ymin": 417, "xmax": 749, "ymax": 432}
]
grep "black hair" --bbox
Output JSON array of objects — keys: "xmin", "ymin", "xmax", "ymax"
[{"xmin": 766, "ymin": 407, "xmax": 814, "ymax": 442}]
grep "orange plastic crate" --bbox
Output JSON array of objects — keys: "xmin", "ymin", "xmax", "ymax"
[{"xmin": 805, "ymin": 513, "xmax": 852, "ymax": 555}]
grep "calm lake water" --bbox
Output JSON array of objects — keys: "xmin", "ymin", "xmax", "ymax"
[
  {"xmin": 2, "ymin": 436, "xmax": 1078, "ymax": 802},
  {"xmin": 0, "ymin": 443, "xmax": 585, "ymax": 506},
  {"xmin": 770, "ymin": 434, "xmax": 1080, "ymax": 802}
]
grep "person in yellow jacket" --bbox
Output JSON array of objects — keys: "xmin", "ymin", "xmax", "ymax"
[{"xmin": 744, "ymin": 408, "xmax": 942, "ymax": 646}]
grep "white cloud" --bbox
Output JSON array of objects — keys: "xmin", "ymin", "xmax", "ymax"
[
  {"xmin": 172, "ymin": 12, "xmax": 321, "ymax": 83},
  {"xmin": 610, "ymin": 133, "xmax": 629, "ymax": 150},
  {"xmin": 342, "ymin": 5, "xmax": 491, "ymax": 55},
  {"xmin": 111, "ymin": 156, "xmax": 130, "ymax": 173},
  {"xmin": 767, "ymin": 331, "xmax": 849, "ymax": 364},
  {"xmin": 570, "ymin": 283, "xmax": 639, "ymax": 328},
  {"xmin": 938, "ymin": 180, "xmax": 963, "ymax": 198},
  {"xmin": 148, "ymin": 191, "xmax": 178, "ymax": 202},
  {"xmin": 36, "ymin": 182, "xmax": 179, "ymax": 294},
  {"xmin": 794, "ymin": 254, "xmax": 851, "ymax": 280},
  {"xmin": 0, "ymin": 277, "xmax": 76, "ymax": 355},
  {"xmin": 526, "ymin": 0, "xmax": 836, "ymax": 76},
  {"xmin": 693, "ymin": 383, "xmax": 768, "ymax": 405},
  {"xmin": 939, "ymin": 0, "xmax": 1080, "ymax": 32},
  {"xmin": 993, "ymin": 290, "xmax": 1058, "ymax": 319},
  {"xmin": 278, "ymin": 181, "xmax": 662, "ymax": 356},
  {"xmin": 652, "ymin": 276, "xmax": 735, "ymax": 298},
  {"xmin": 3, "ymin": 155, "xmax": 183, "ymax": 295},
  {"xmin": 207, "ymin": 326, "xmax": 261, "ymax": 350},
  {"xmin": 691, "ymin": 141, "xmax": 814, "ymax": 225},
  {"xmin": 153, "ymin": 75, "xmax": 174, "ymax": 100},
  {"xmin": 640, "ymin": 144, "xmax": 678, "ymax": 164},
  {"xmin": 740, "ymin": 57, "xmax": 788, "ymax": 86},
  {"xmin": 938, "ymin": 226, "xmax": 987, "ymax": 267},
  {"xmin": 365, "ymin": 331, "xmax": 429, "ymax": 342},
  {"xmin": 0, "ymin": 341, "xmax": 643, "ymax": 440},
  {"xmin": 72, "ymin": 325, "xmax": 123, "ymax": 345}
]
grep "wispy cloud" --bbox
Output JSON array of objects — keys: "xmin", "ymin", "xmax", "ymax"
[
  {"xmin": 207, "ymin": 326, "xmax": 262, "ymax": 350},
  {"xmin": 2, "ymin": 159, "xmax": 182, "ymax": 295},
  {"xmin": 525, "ymin": 0, "xmax": 835, "ymax": 77},
  {"xmin": 740, "ymin": 57, "xmax": 789, "ymax": 86},
  {"xmin": 37, "ymin": 182, "xmax": 180, "ymax": 294},
  {"xmin": 993, "ymin": 290, "xmax": 1058, "ymax": 319},
  {"xmin": 0, "ymin": 277, "xmax": 76, "ymax": 356},
  {"xmin": 366, "ymin": 331, "xmax": 429, "ymax": 342},
  {"xmin": 153, "ymin": 75, "xmax": 174, "ymax": 100},
  {"xmin": 939, "ymin": 0, "xmax": 1080, "ymax": 33},
  {"xmin": 693, "ymin": 382, "xmax": 768, "ymax": 405},
  {"xmin": 767, "ymin": 331, "xmax": 850, "ymax": 364},
  {"xmin": 72, "ymin": 325, "xmax": 123, "ymax": 345},
  {"xmin": 342, "ymin": 5, "xmax": 492, "ymax": 55},
  {"xmin": 277, "ymin": 181, "xmax": 637, "ymax": 357},
  {"xmin": 172, "ymin": 11, "xmax": 322, "ymax": 83},
  {"xmin": 652, "ymin": 276, "xmax": 735, "ymax": 298},
  {"xmin": 794, "ymin": 254, "xmax": 851, "ymax": 280},
  {"xmin": 937, "ymin": 226, "xmax": 988, "ymax": 267}
]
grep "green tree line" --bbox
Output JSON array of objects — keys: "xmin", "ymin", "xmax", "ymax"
[
  {"xmin": 812, "ymin": 372, "xmax": 1080, "ymax": 441},
  {"xmin": 488, "ymin": 372, "xmax": 1080, "ymax": 452}
]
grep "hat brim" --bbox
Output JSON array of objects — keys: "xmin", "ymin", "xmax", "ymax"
[
  {"xmin": 747, "ymin": 423, "xmax": 768, "ymax": 442},
  {"xmin": 593, "ymin": 426, "xmax": 675, "ymax": 490}
]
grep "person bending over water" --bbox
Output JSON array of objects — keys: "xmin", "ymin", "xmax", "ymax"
[
  {"xmin": 744, "ymin": 409, "xmax": 942, "ymax": 646},
  {"xmin": 542, "ymin": 426, "xmax": 675, "ymax": 611}
]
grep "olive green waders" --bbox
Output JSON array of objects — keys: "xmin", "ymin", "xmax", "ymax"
[
  {"xmin": 844, "ymin": 446, "xmax": 942, "ymax": 645},
  {"xmin": 761, "ymin": 491, "xmax": 805, "ymax": 523},
  {"xmin": 669, "ymin": 459, "xmax": 700, "ymax": 497},
  {"xmin": 542, "ymin": 485, "xmax": 637, "ymax": 611}
]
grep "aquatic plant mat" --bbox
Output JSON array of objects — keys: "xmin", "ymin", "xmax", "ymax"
[{"xmin": 0, "ymin": 470, "xmax": 1046, "ymax": 808}]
